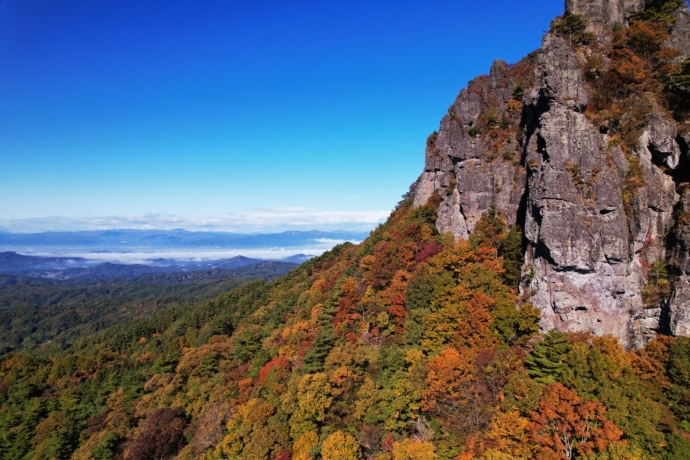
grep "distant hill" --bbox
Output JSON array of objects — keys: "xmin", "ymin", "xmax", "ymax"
[
  {"xmin": 0, "ymin": 251, "xmax": 306, "ymax": 280},
  {"xmin": 0, "ymin": 229, "xmax": 355, "ymax": 279},
  {"xmin": 0, "ymin": 260, "xmax": 296, "ymax": 354},
  {"xmin": 280, "ymin": 253, "xmax": 315, "ymax": 264}
]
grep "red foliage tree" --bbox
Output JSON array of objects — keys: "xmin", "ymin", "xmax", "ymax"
[{"xmin": 126, "ymin": 408, "xmax": 187, "ymax": 460}]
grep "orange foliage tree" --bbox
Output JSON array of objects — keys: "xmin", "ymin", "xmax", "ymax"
[
  {"xmin": 422, "ymin": 347, "xmax": 493, "ymax": 433},
  {"xmin": 529, "ymin": 383, "xmax": 622, "ymax": 459}
]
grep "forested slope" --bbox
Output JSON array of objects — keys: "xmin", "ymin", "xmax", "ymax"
[
  {"xmin": 0, "ymin": 262, "xmax": 294, "ymax": 355},
  {"xmin": 2, "ymin": 195, "xmax": 690, "ymax": 459}
]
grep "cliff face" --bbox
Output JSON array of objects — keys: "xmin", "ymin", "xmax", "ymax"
[
  {"xmin": 566, "ymin": 0, "xmax": 645, "ymax": 34},
  {"xmin": 414, "ymin": 0, "xmax": 690, "ymax": 348}
]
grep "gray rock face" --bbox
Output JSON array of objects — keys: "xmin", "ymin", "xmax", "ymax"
[
  {"xmin": 565, "ymin": 0, "xmax": 644, "ymax": 33},
  {"xmin": 522, "ymin": 39, "xmax": 680, "ymax": 348},
  {"xmin": 414, "ymin": 60, "xmax": 526, "ymax": 239},
  {"xmin": 668, "ymin": 7, "xmax": 690, "ymax": 57},
  {"xmin": 669, "ymin": 187, "xmax": 690, "ymax": 336},
  {"xmin": 414, "ymin": 0, "xmax": 690, "ymax": 348}
]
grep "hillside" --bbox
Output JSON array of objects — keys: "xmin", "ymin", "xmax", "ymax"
[
  {"xmin": 0, "ymin": 251, "xmax": 296, "ymax": 280},
  {"xmin": 0, "ymin": 261, "xmax": 295, "ymax": 355},
  {"xmin": 2, "ymin": 1, "xmax": 690, "ymax": 459},
  {"xmin": 3, "ymin": 187, "xmax": 689, "ymax": 459}
]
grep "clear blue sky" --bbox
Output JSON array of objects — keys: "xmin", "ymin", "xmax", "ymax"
[{"xmin": 0, "ymin": 0, "xmax": 563, "ymax": 232}]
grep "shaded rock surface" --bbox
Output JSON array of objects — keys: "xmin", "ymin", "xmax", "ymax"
[{"xmin": 414, "ymin": 0, "xmax": 690, "ymax": 348}]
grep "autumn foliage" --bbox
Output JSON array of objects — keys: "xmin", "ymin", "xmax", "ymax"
[
  {"xmin": 2, "ymin": 185, "xmax": 690, "ymax": 459},
  {"xmin": 2, "ymin": 3, "xmax": 690, "ymax": 459}
]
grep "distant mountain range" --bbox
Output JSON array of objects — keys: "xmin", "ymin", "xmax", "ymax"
[
  {"xmin": 0, "ymin": 251, "xmax": 312, "ymax": 280},
  {"xmin": 0, "ymin": 229, "xmax": 362, "ymax": 279},
  {"xmin": 0, "ymin": 229, "xmax": 368, "ymax": 250}
]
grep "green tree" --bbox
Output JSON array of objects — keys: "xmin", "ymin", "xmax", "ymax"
[
  {"xmin": 302, "ymin": 300, "xmax": 338, "ymax": 374},
  {"xmin": 524, "ymin": 331, "xmax": 572, "ymax": 384},
  {"xmin": 643, "ymin": 259, "xmax": 671, "ymax": 306},
  {"xmin": 550, "ymin": 14, "xmax": 596, "ymax": 45},
  {"xmin": 500, "ymin": 225, "xmax": 524, "ymax": 290},
  {"xmin": 469, "ymin": 205, "xmax": 505, "ymax": 250},
  {"xmin": 631, "ymin": 0, "xmax": 685, "ymax": 23}
]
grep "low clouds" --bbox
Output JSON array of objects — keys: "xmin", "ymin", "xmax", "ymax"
[
  {"xmin": 24, "ymin": 247, "xmax": 337, "ymax": 264},
  {"xmin": 0, "ymin": 209, "xmax": 390, "ymax": 233}
]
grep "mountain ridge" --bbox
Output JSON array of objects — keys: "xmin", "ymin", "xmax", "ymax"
[
  {"xmin": 0, "ymin": 251, "xmax": 305, "ymax": 280},
  {"xmin": 0, "ymin": 229, "xmax": 368, "ymax": 249}
]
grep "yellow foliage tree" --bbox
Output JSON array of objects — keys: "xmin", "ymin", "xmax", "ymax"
[
  {"xmin": 292, "ymin": 430, "xmax": 319, "ymax": 460},
  {"xmin": 215, "ymin": 398, "xmax": 281, "ymax": 459},
  {"xmin": 484, "ymin": 411, "xmax": 534, "ymax": 459},
  {"xmin": 321, "ymin": 431, "xmax": 362, "ymax": 460},
  {"xmin": 285, "ymin": 372, "xmax": 333, "ymax": 437},
  {"xmin": 392, "ymin": 438, "xmax": 438, "ymax": 460}
]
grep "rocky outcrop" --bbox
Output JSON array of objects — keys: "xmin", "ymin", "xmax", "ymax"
[
  {"xmin": 413, "ymin": 60, "xmax": 528, "ymax": 239},
  {"xmin": 522, "ymin": 53, "xmax": 677, "ymax": 348},
  {"xmin": 414, "ymin": 0, "xmax": 690, "ymax": 348},
  {"xmin": 566, "ymin": 0, "xmax": 644, "ymax": 34},
  {"xmin": 668, "ymin": 172, "xmax": 690, "ymax": 335},
  {"xmin": 668, "ymin": 6, "xmax": 690, "ymax": 57}
]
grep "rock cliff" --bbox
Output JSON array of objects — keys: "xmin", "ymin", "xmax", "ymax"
[{"xmin": 413, "ymin": 0, "xmax": 690, "ymax": 348}]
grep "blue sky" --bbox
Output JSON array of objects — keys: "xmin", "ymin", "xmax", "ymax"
[{"xmin": 0, "ymin": 0, "xmax": 563, "ymax": 233}]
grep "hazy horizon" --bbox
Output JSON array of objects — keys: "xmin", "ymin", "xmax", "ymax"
[
  {"xmin": 0, "ymin": 247, "xmax": 348, "ymax": 264},
  {"xmin": 0, "ymin": 227, "xmax": 368, "ymax": 264},
  {"xmin": 0, "ymin": 210, "xmax": 389, "ymax": 234}
]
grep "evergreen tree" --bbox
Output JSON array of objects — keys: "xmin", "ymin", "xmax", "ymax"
[
  {"xmin": 302, "ymin": 299, "xmax": 338, "ymax": 374},
  {"xmin": 500, "ymin": 225, "xmax": 524, "ymax": 290},
  {"xmin": 525, "ymin": 331, "xmax": 572, "ymax": 384}
]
